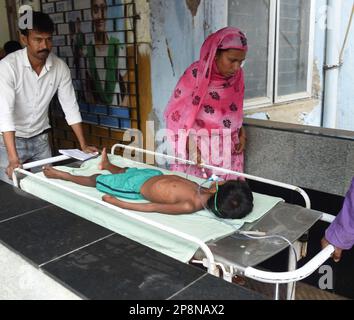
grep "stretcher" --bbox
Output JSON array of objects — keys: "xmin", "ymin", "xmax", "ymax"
[{"xmin": 12, "ymin": 143, "xmax": 336, "ymax": 300}]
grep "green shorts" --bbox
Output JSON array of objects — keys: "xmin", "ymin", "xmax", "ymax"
[{"xmin": 96, "ymin": 168, "xmax": 163, "ymax": 200}]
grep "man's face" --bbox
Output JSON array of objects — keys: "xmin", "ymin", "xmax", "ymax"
[
  {"xmin": 92, "ymin": 0, "xmax": 107, "ymax": 33},
  {"xmin": 22, "ymin": 30, "xmax": 53, "ymax": 61}
]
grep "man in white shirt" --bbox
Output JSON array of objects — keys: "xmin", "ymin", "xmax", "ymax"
[{"xmin": 0, "ymin": 11, "xmax": 97, "ymax": 184}]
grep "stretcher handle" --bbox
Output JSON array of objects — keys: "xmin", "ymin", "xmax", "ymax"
[{"xmin": 244, "ymin": 245, "xmax": 335, "ymax": 284}]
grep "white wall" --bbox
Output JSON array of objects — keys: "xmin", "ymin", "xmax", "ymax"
[
  {"xmin": 150, "ymin": 0, "xmax": 204, "ymax": 129},
  {"xmin": 337, "ymin": 0, "xmax": 354, "ymax": 130},
  {"xmin": 149, "ymin": 0, "xmax": 227, "ymax": 129},
  {"xmin": 0, "ymin": 0, "xmax": 10, "ymax": 47}
]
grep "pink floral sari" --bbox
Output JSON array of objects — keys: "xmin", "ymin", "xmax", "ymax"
[{"xmin": 164, "ymin": 27, "xmax": 248, "ymax": 180}]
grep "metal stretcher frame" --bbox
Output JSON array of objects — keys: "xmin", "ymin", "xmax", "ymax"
[{"xmin": 12, "ymin": 143, "xmax": 336, "ymax": 300}]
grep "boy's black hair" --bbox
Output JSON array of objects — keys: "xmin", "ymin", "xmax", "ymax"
[
  {"xmin": 20, "ymin": 11, "xmax": 54, "ymax": 36},
  {"xmin": 4, "ymin": 41, "xmax": 22, "ymax": 55},
  {"xmin": 206, "ymin": 180, "xmax": 253, "ymax": 219}
]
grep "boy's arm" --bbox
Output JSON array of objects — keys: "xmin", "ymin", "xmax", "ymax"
[{"xmin": 102, "ymin": 195, "xmax": 197, "ymax": 215}]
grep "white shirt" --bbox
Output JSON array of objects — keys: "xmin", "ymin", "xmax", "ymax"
[{"xmin": 0, "ymin": 48, "xmax": 82, "ymax": 138}]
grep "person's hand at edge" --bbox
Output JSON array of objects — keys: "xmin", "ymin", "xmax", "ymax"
[{"xmin": 321, "ymin": 237, "xmax": 343, "ymax": 262}]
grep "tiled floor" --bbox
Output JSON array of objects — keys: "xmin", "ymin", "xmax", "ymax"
[
  {"xmin": 43, "ymin": 234, "xmax": 263, "ymax": 300},
  {"xmin": 295, "ymin": 282, "xmax": 348, "ymax": 300},
  {"xmin": 0, "ymin": 206, "xmax": 113, "ymax": 265}
]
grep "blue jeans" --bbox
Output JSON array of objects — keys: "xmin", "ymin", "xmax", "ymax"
[{"xmin": 0, "ymin": 133, "xmax": 52, "ymax": 184}]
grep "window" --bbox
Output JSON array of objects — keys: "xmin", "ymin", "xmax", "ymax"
[{"xmin": 228, "ymin": 0, "xmax": 315, "ymax": 108}]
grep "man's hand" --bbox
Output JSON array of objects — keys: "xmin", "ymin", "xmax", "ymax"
[
  {"xmin": 81, "ymin": 145, "xmax": 99, "ymax": 154},
  {"xmin": 321, "ymin": 237, "xmax": 343, "ymax": 262},
  {"xmin": 6, "ymin": 157, "xmax": 22, "ymax": 180},
  {"xmin": 70, "ymin": 123, "xmax": 98, "ymax": 154}
]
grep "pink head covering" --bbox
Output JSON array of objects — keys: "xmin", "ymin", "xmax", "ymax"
[{"xmin": 164, "ymin": 27, "xmax": 248, "ymax": 134}]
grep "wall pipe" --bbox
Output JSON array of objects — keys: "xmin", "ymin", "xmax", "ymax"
[{"xmin": 322, "ymin": 0, "xmax": 342, "ymax": 128}]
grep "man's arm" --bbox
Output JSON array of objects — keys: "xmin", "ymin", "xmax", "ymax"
[
  {"xmin": 2, "ymin": 131, "xmax": 21, "ymax": 179},
  {"xmin": 102, "ymin": 195, "xmax": 197, "ymax": 215},
  {"xmin": 0, "ymin": 61, "xmax": 20, "ymax": 178}
]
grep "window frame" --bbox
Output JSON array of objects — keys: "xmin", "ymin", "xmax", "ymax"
[
  {"xmin": 225, "ymin": 0, "xmax": 316, "ymax": 109},
  {"xmin": 274, "ymin": 0, "xmax": 316, "ymax": 104},
  {"xmin": 243, "ymin": 0, "xmax": 277, "ymax": 110}
]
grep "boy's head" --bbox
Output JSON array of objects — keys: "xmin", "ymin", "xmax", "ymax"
[{"xmin": 207, "ymin": 180, "xmax": 253, "ymax": 219}]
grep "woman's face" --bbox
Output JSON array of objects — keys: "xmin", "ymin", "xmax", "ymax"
[
  {"xmin": 92, "ymin": 0, "xmax": 107, "ymax": 33},
  {"xmin": 215, "ymin": 49, "xmax": 246, "ymax": 78}
]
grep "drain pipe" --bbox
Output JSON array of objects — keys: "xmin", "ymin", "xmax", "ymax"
[{"xmin": 322, "ymin": 0, "xmax": 342, "ymax": 128}]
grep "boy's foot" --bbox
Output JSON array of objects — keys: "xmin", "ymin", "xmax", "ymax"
[
  {"xmin": 43, "ymin": 166, "xmax": 68, "ymax": 180},
  {"xmin": 98, "ymin": 148, "xmax": 110, "ymax": 170}
]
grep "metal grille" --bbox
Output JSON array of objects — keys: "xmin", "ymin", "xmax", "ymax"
[{"xmin": 40, "ymin": 0, "xmax": 140, "ymax": 151}]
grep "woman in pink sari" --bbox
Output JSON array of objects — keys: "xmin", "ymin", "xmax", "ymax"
[{"xmin": 164, "ymin": 27, "xmax": 248, "ymax": 180}]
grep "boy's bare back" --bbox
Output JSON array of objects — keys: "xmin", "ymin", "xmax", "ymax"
[{"xmin": 140, "ymin": 175, "xmax": 203, "ymax": 205}]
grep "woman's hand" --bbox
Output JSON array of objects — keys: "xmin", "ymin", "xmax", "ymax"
[
  {"xmin": 235, "ymin": 135, "xmax": 246, "ymax": 154},
  {"xmin": 235, "ymin": 127, "xmax": 247, "ymax": 154},
  {"xmin": 187, "ymin": 136, "xmax": 204, "ymax": 166},
  {"xmin": 196, "ymin": 146, "xmax": 204, "ymax": 166}
]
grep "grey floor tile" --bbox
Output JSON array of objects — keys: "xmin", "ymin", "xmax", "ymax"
[
  {"xmin": 0, "ymin": 181, "xmax": 50, "ymax": 222},
  {"xmin": 171, "ymin": 274, "xmax": 266, "ymax": 300},
  {"xmin": 0, "ymin": 206, "xmax": 113, "ymax": 265},
  {"xmin": 43, "ymin": 234, "xmax": 207, "ymax": 300}
]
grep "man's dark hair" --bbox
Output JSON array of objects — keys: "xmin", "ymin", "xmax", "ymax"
[
  {"xmin": 91, "ymin": 0, "xmax": 107, "ymax": 7},
  {"xmin": 4, "ymin": 41, "xmax": 22, "ymax": 55},
  {"xmin": 206, "ymin": 180, "xmax": 254, "ymax": 219},
  {"xmin": 20, "ymin": 11, "xmax": 54, "ymax": 36}
]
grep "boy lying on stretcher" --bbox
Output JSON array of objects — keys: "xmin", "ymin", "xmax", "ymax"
[{"xmin": 43, "ymin": 148, "xmax": 253, "ymax": 219}]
